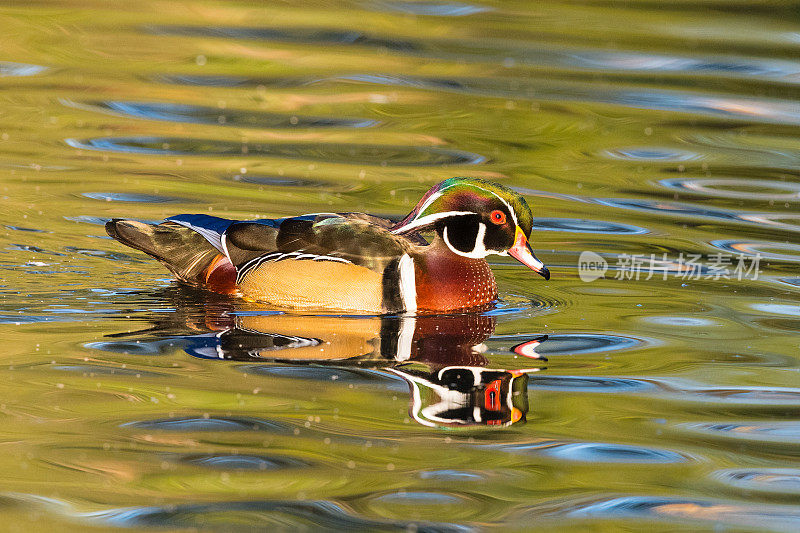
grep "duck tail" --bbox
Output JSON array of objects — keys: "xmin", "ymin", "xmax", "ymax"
[{"xmin": 105, "ymin": 219, "xmax": 235, "ymax": 292}]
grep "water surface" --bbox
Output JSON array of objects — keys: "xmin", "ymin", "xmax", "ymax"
[{"xmin": 1, "ymin": 1, "xmax": 799, "ymax": 531}]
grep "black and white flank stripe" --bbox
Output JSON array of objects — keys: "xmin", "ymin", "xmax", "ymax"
[{"xmin": 236, "ymin": 251, "xmax": 352, "ymax": 284}]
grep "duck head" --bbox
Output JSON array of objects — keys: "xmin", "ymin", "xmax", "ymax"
[{"xmin": 392, "ymin": 177, "xmax": 550, "ymax": 280}]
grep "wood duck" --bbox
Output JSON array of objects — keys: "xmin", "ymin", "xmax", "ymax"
[{"xmin": 106, "ymin": 177, "xmax": 550, "ymax": 314}]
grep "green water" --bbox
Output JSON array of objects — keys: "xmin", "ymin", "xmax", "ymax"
[{"xmin": 1, "ymin": 1, "xmax": 800, "ymax": 530}]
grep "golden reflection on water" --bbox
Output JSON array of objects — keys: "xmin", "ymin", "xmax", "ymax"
[{"xmin": 1, "ymin": 0, "xmax": 800, "ymax": 530}]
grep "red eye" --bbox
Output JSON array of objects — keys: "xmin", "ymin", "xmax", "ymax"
[{"xmin": 490, "ymin": 210, "xmax": 506, "ymax": 225}]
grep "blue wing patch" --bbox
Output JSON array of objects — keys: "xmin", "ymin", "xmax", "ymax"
[
  {"xmin": 166, "ymin": 213, "xmax": 323, "ymax": 255},
  {"xmin": 166, "ymin": 214, "xmax": 235, "ymax": 253}
]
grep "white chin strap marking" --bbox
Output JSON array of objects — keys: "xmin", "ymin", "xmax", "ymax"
[{"xmin": 443, "ymin": 222, "xmax": 490, "ymax": 259}]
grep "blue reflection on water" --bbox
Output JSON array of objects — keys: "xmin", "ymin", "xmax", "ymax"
[
  {"xmin": 680, "ymin": 421, "xmax": 800, "ymax": 443},
  {"xmin": 82, "ymin": 192, "xmax": 184, "ymax": 203},
  {"xmin": 83, "ymin": 500, "xmax": 470, "ymax": 531},
  {"xmin": 237, "ymin": 365, "xmax": 405, "ymax": 389},
  {"xmin": 713, "ymin": 468, "xmax": 800, "ymax": 495},
  {"xmin": 531, "ymin": 333, "xmax": 644, "ymax": 356},
  {"xmin": 154, "ymin": 71, "xmax": 800, "ymax": 124},
  {"xmin": 710, "ymin": 240, "xmax": 800, "ymax": 262},
  {"xmin": 660, "ymin": 177, "xmax": 800, "ymax": 200},
  {"xmin": 419, "ymin": 469, "xmax": 484, "ymax": 481},
  {"xmin": 65, "ymin": 136, "xmax": 486, "ymax": 166},
  {"xmin": 372, "ymin": 491, "xmax": 463, "ymax": 504},
  {"xmin": 145, "ymin": 25, "xmax": 422, "ymax": 52},
  {"xmin": 0, "ymin": 61, "xmax": 48, "ymax": 77},
  {"xmin": 602, "ymin": 147, "xmax": 700, "ymax": 162},
  {"xmin": 181, "ymin": 453, "xmax": 309, "ymax": 470},
  {"xmin": 369, "ymin": 1, "xmax": 489, "ymax": 16},
  {"xmin": 66, "ymin": 100, "xmax": 378, "ymax": 129},
  {"xmin": 528, "ymin": 376, "xmax": 654, "ymax": 393},
  {"xmin": 121, "ymin": 416, "xmax": 293, "ymax": 433},
  {"xmin": 500, "ymin": 440, "xmax": 685, "ymax": 463},
  {"xmin": 534, "ymin": 495, "xmax": 800, "ymax": 530},
  {"xmin": 534, "ymin": 217, "xmax": 648, "ymax": 235}
]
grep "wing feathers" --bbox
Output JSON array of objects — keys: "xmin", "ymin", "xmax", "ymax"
[
  {"xmin": 110, "ymin": 213, "xmax": 417, "ymax": 304},
  {"xmin": 166, "ymin": 214, "xmax": 235, "ymax": 253},
  {"xmin": 105, "ymin": 219, "xmax": 221, "ymax": 283}
]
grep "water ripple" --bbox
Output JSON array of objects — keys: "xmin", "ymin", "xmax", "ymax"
[
  {"xmin": 516, "ymin": 495, "xmax": 800, "ymax": 531},
  {"xmin": 180, "ymin": 453, "xmax": 309, "ymax": 470},
  {"xmin": 641, "ymin": 316, "xmax": 718, "ymax": 327},
  {"xmin": 0, "ymin": 314, "xmax": 58, "ymax": 324},
  {"xmin": 0, "ymin": 61, "xmax": 47, "ymax": 77},
  {"xmin": 661, "ymin": 177, "xmax": 800, "ymax": 200},
  {"xmin": 144, "ymin": 23, "xmax": 800, "ymax": 85},
  {"xmin": 681, "ymin": 386, "xmax": 800, "ymax": 406},
  {"xmin": 66, "ymin": 137, "xmax": 485, "ymax": 166},
  {"xmin": 611, "ymin": 89, "xmax": 800, "ymax": 125},
  {"xmin": 4, "ymin": 225, "xmax": 46, "ymax": 233},
  {"xmin": 155, "ymin": 73, "xmax": 800, "ymax": 124},
  {"xmin": 528, "ymin": 376, "xmax": 654, "ymax": 393},
  {"xmin": 751, "ymin": 303, "xmax": 800, "ymax": 317},
  {"xmin": 64, "ymin": 215, "xmax": 111, "ymax": 226},
  {"xmin": 368, "ymin": 1, "xmax": 489, "ymax": 16},
  {"xmin": 51, "ymin": 364, "xmax": 166, "ymax": 378},
  {"xmin": 229, "ymin": 174, "xmax": 334, "ymax": 188},
  {"xmin": 370, "ymin": 491, "xmax": 463, "ymax": 505},
  {"xmin": 533, "ymin": 218, "xmax": 647, "ymax": 235},
  {"xmin": 418, "ymin": 470, "xmax": 484, "ymax": 481},
  {"xmin": 569, "ymin": 50, "xmax": 800, "ymax": 79},
  {"xmin": 679, "ymin": 421, "xmax": 800, "ymax": 445},
  {"xmin": 82, "ymin": 192, "xmax": 184, "ymax": 203},
  {"xmin": 63, "ymin": 247, "xmax": 147, "ymax": 263},
  {"xmin": 530, "ymin": 333, "xmax": 645, "ymax": 356},
  {"xmin": 713, "ymin": 468, "xmax": 800, "ymax": 496},
  {"xmin": 501, "ymin": 441, "xmax": 685, "ymax": 464},
  {"xmin": 237, "ymin": 365, "xmax": 404, "ymax": 388},
  {"xmin": 595, "ymin": 197, "xmax": 744, "ymax": 222},
  {"xmin": 739, "ymin": 213, "xmax": 800, "ymax": 233},
  {"xmin": 710, "ymin": 240, "xmax": 800, "ymax": 262},
  {"xmin": 66, "ymin": 100, "xmax": 377, "ymax": 129},
  {"xmin": 146, "ymin": 25, "xmax": 421, "ymax": 52},
  {"xmin": 601, "ymin": 147, "xmax": 701, "ymax": 162},
  {"xmin": 156, "ymin": 74, "xmax": 250, "ymax": 87},
  {"xmin": 8, "ymin": 243, "xmax": 64, "ymax": 255},
  {"xmin": 588, "ymin": 195, "xmax": 800, "ymax": 237},
  {"xmin": 121, "ymin": 416, "xmax": 293, "ymax": 433},
  {"xmin": 85, "ymin": 500, "xmax": 469, "ymax": 531},
  {"xmin": 84, "ymin": 338, "xmax": 180, "ymax": 355}
]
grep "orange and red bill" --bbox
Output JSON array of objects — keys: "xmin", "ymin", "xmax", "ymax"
[{"xmin": 508, "ymin": 228, "xmax": 550, "ymax": 280}]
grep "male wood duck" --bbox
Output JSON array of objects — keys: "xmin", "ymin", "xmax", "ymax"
[{"xmin": 106, "ymin": 177, "xmax": 550, "ymax": 313}]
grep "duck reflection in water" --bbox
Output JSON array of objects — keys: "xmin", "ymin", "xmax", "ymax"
[
  {"xmin": 389, "ymin": 363, "xmax": 535, "ymax": 428},
  {"xmin": 107, "ymin": 287, "xmax": 547, "ymax": 428}
]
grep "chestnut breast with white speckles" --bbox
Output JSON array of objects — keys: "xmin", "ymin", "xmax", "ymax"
[{"xmin": 412, "ymin": 243, "xmax": 497, "ymax": 312}]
